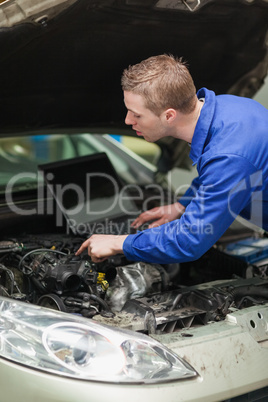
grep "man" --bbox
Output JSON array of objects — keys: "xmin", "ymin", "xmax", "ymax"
[{"xmin": 76, "ymin": 54, "xmax": 268, "ymax": 263}]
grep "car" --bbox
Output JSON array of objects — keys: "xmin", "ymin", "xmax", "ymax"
[{"xmin": 0, "ymin": 0, "xmax": 268, "ymax": 401}]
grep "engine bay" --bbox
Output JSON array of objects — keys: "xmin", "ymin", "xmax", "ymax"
[{"xmin": 0, "ymin": 232, "xmax": 267, "ymax": 335}]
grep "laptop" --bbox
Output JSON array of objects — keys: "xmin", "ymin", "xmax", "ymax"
[{"xmin": 38, "ymin": 152, "xmax": 140, "ymax": 237}]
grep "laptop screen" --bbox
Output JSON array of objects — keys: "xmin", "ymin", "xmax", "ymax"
[{"xmin": 38, "ymin": 153, "xmax": 139, "ymax": 231}]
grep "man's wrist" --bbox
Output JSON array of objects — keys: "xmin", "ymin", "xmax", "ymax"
[{"xmin": 113, "ymin": 235, "xmax": 128, "ymax": 254}]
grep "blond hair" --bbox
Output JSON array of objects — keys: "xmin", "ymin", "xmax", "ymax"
[{"xmin": 121, "ymin": 54, "xmax": 197, "ymax": 116}]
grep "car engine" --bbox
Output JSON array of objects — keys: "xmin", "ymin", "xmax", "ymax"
[{"xmin": 0, "ymin": 233, "xmax": 268, "ymax": 335}]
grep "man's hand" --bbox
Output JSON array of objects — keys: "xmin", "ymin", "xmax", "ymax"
[
  {"xmin": 75, "ymin": 234, "xmax": 128, "ymax": 263},
  {"xmin": 131, "ymin": 202, "xmax": 185, "ymax": 229}
]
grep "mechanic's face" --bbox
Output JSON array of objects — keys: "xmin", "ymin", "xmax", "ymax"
[{"xmin": 124, "ymin": 91, "xmax": 167, "ymax": 143}]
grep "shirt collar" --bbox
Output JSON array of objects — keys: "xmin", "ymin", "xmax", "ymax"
[{"xmin": 189, "ymin": 88, "xmax": 216, "ymax": 165}]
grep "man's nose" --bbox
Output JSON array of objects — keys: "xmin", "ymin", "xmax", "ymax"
[{"xmin": 125, "ymin": 111, "xmax": 135, "ymax": 125}]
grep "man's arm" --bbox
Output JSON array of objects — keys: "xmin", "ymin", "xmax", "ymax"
[
  {"xmin": 178, "ymin": 175, "xmax": 200, "ymax": 208},
  {"xmin": 122, "ymin": 154, "xmax": 258, "ymax": 264}
]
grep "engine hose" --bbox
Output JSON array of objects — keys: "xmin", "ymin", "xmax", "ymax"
[
  {"xmin": 75, "ymin": 292, "xmax": 114, "ymax": 317},
  {"xmin": 30, "ymin": 276, "xmax": 47, "ymax": 294},
  {"xmin": 18, "ymin": 248, "xmax": 68, "ymax": 272},
  {"xmin": 229, "ymin": 285, "xmax": 268, "ymax": 301},
  {"xmin": 88, "ymin": 293, "xmax": 114, "ymax": 316}
]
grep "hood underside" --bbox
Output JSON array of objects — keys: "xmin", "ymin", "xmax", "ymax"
[{"xmin": 0, "ymin": 0, "xmax": 267, "ymax": 137}]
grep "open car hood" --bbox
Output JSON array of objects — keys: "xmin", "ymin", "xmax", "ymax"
[{"xmin": 0, "ymin": 0, "xmax": 268, "ymax": 169}]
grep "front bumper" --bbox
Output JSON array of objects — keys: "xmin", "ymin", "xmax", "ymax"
[{"xmin": 0, "ymin": 304, "xmax": 267, "ymax": 402}]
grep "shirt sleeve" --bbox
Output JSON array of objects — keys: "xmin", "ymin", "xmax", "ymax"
[
  {"xmin": 178, "ymin": 176, "xmax": 200, "ymax": 208},
  {"xmin": 123, "ymin": 154, "xmax": 258, "ymax": 264}
]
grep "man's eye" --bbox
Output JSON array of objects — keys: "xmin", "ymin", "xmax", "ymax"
[{"xmin": 134, "ymin": 115, "xmax": 140, "ymax": 118}]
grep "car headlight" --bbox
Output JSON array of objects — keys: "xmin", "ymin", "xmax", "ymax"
[{"xmin": 0, "ymin": 297, "xmax": 198, "ymax": 383}]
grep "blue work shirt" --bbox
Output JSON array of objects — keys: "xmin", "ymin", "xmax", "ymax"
[{"xmin": 123, "ymin": 88, "xmax": 268, "ymax": 264}]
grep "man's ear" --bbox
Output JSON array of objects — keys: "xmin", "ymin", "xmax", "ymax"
[{"xmin": 164, "ymin": 108, "xmax": 176, "ymax": 123}]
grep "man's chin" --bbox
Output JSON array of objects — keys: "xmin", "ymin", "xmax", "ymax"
[
  {"xmin": 136, "ymin": 132, "xmax": 147, "ymax": 140},
  {"xmin": 136, "ymin": 132, "xmax": 155, "ymax": 142}
]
